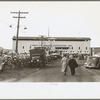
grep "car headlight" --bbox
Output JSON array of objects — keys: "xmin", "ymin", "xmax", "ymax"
[
  {"xmin": 84, "ymin": 62, "xmax": 87, "ymax": 65},
  {"xmin": 37, "ymin": 59, "xmax": 39, "ymax": 62},
  {"xmin": 91, "ymin": 63, "xmax": 95, "ymax": 66},
  {"xmin": 55, "ymin": 56, "xmax": 57, "ymax": 58}
]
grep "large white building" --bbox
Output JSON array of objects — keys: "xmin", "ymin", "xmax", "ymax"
[{"xmin": 12, "ymin": 36, "xmax": 91, "ymax": 54}]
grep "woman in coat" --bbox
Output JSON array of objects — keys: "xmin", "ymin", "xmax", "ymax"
[
  {"xmin": 68, "ymin": 55, "xmax": 78, "ymax": 75},
  {"xmin": 61, "ymin": 54, "xmax": 69, "ymax": 75}
]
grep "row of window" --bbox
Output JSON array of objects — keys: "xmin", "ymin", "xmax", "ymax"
[
  {"xmin": 60, "ymin": 51, "xmax": 89, "ymax": 53},
  {"xmin": 22, "ymin": 46, "xmax": 89, "ymax": 53},
  {"xmin": 22, "ymin": 46, "xmax": 31, "ymax": 49},
  {"xmin": 22, "ymin": 46, "xmax": 88, "ymax": 50},
  {"xmin": 55, "ymin": 47, "xmax": 88, "ymax": 50},
  {"xmin": 55, "ymin": 47, "xmax": 69, "ymax": 49}
]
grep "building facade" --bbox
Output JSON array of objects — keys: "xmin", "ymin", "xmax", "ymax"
[
  {"xmin": 90, "ymin": 47, "xmax": 100, "ymax": 56},
  {"xmin": 12, "ymin": 36, "xmax": 91, "ymax": 54}
]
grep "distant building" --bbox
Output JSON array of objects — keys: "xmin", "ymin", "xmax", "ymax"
[
  {"xmin": 12, "ymin": 36, "xmax": 91, "ymax": 54},
  {"xmin": 90, "ymin": 47, "xmax": 100, "ymax": 56},
  {"xmin": 0, "ymin": 47, "xmax": 3, "ymax": 56}
]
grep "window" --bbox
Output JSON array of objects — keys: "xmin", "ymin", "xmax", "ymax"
[
  {"xmin": 30, "ymin": 46, "xmax": 31, "ymax": 49},
  {"xmin": 79, "ymin": 47, "xmax": 80, "ymax": 50},
  {"xmin": 72, "ymin": 47, "xmax": 73, "ymax": 49},
  {"xmin": 22, "ymin": 46, "xmax": 24, "ymax": 49},
  {"xmin": 86, "ymin": 47, "xmax": 87, "ymax": 50},
  {"xmin": 55, "ymin": 47, "xmax": 68, "ymax": 49}
]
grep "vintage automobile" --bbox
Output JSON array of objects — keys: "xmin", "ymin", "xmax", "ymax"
[
  {"xmin": 46, "ymin": 53, "xmax": 51, "ymax": 62},
  {"xmin": 30, "ymin": 54, "xmax": 43, "ymax": 67},
  {"xmin": 78, "ymin": 54, "xmax": 84, "ymax": 60},
  {"xmin": 29, "ymin": 48, "xmax": 46, "ymax": 67},
  {"xmin": 50, "ymin": 53, "xmax": 58, "ymax": 60},
  {"xmin": 84, "ymin": 56, "xmax": 100, "ymax": 69}
]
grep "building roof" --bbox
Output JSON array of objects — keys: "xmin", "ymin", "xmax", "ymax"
[{"xmin": 12, "ymin": 36, "xmax": 91, "ymax": 41}]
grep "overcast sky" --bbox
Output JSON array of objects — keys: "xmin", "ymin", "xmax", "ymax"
[{"xmin": 0, "ymin": 1, "xmax": 100, "ymax": 49}]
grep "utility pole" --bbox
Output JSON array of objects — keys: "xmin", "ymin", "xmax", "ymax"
[
  {"xmin": 11, "ymin": 11, "xmax": 28, "ymax": 54},
  {"xmin": 48, "ymin": 27, "xmax": 49, "ymax": 39},
  {"xmin": 40, "ymin": 35, "xmax": 44, "ymax": 47},
  {"xmin": 48, "ymin": 27, "xmax": 50, "ymax": 50}
]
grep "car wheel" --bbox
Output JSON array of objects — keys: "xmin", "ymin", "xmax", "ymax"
[{"xmin": 98, "ymin": 66, "xmax": 100, "ymax": 70}]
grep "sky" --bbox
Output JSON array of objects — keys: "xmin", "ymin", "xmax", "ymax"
[{"xmin": 0, "ymin": 1, "xmax": 100, "ymax": 49}]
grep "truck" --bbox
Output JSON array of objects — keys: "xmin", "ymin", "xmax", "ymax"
[{"xmin": 29, "ymin": 47, "xmax": 46, "ymax": 67}]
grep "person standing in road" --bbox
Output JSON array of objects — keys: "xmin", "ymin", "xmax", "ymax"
[
  {"xmin": 68, "ymin": 55, "xmax": 78, "ymax": 75},
  {"xmin": 61, "ymin": 54, "xmax": 69, "ymax": 75}
]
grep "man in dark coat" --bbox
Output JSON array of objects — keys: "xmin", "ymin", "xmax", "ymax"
[{"xmin": 68, "ymin": 55, "xmax": 78, "ymax": 75}]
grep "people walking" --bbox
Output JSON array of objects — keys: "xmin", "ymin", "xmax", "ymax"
[
  {"xmin": 61, "ymin": 54, "xmax": 69, "ymax": 75},
  {"xmin": 68, "ymin": 55, "xmax": 78, "ymax": 75}
]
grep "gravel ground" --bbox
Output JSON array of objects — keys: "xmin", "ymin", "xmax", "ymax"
[
  {"xmin": 0, "ymin": 57, "xmax": 86, "ymax": 82},
  {"xmin": 0, "ymin": 67, "xmax": 41, "ymax": 81},
  {"xmin": 0, "ymin": 56, "xmax": 2, "ymax": 64},
  {"xmin": 0, "ymin": 56, "xmax": 45, "ymax": 81}
]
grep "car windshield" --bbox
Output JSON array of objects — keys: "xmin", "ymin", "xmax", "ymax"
[
  {"xmin": 87, "ymin": 57, "xmax": 99, "ymax": 64},
  {"xmin": 87, "ymin": 57, "xmax": 99, "ymax": 65},
  {"xmin": 32, "ymin": 55, "xmax": 40, "ymax": 58},
  {"xmin": 88, "ymin": 57, "xmax": 98, "ymax": 60}
]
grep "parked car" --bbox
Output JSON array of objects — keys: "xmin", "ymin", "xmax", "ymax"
[
  {"xmin": 46, "ymin": 53, "xmax": 51, "ymax": 62},
  {"xmin": 84, "ymin": 56, "xmax": 100, "ymax": 69},
  {"xmin": 30, "ymin": 54, "xmax": 43, "ymax": 67},
  {"xmin": 50, "ymin": 53, "xmax": 58, "ymax": 60},
  {"xmin": 78, "ymin": 54, "xmax": 84, "ymax": 60},
  {"xmin": 29, "ymin": 47, "xmax": 46, "ymax": 67}
]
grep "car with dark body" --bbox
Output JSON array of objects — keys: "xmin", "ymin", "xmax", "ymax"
[
  {"xmin": 84, "ymin": 56, "xmax": 100, "ymax": 69},
  {"xmin": 30, "ymin": 54, "xmax": 43, "ymax": 67},
  {"xmin": 29, "ymin": 47, "xmax": 46, "ymax": 67},
  {"xmin": 78, "ymin": 54, "xmax": 84, "ymax": 60}
]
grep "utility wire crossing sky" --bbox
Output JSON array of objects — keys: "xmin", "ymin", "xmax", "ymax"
[{"xmin": 0, "ymin": 1, "xmax": 100, "ymax": 49}]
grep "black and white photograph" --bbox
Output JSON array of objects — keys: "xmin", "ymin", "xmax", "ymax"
[{"xmin": 0, "ymin": 1, "xmax": 100, "ymax": 99}]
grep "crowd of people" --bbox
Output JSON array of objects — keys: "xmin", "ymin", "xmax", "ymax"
[
  {"xmin": 0, "ymin": 52, "xmax": 60, "ymax": 72},
  {"xmin": 0, "ymin": 51, "xmax": 88, "ymax": 74},
  {"xmin": 0, "ymin": 53, "xmax": 30, "ymax": 72}
]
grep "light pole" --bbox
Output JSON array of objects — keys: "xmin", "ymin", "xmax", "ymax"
[
  {"xmin": 39, "ymin": 35, "xmax": 46, "ymax": 48},
  {"xmin": 11, "ymin": 11, "xmax": 28, "ymax": 54},
  {"xmin": 49, "ymin": 37, "xmax": 55, "ymax": 51}
]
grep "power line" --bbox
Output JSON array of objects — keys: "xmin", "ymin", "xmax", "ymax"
[
  {"xmin": 11, "ymin": 10, "xmax": 29, "ymax": 54},
  {"xmin": 0, "ymin": 19, "xmax": 10, "ymax": 25},
  {"xmin": 0, "ymin": 19, "xmax": 18, "ymax": 28}
]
